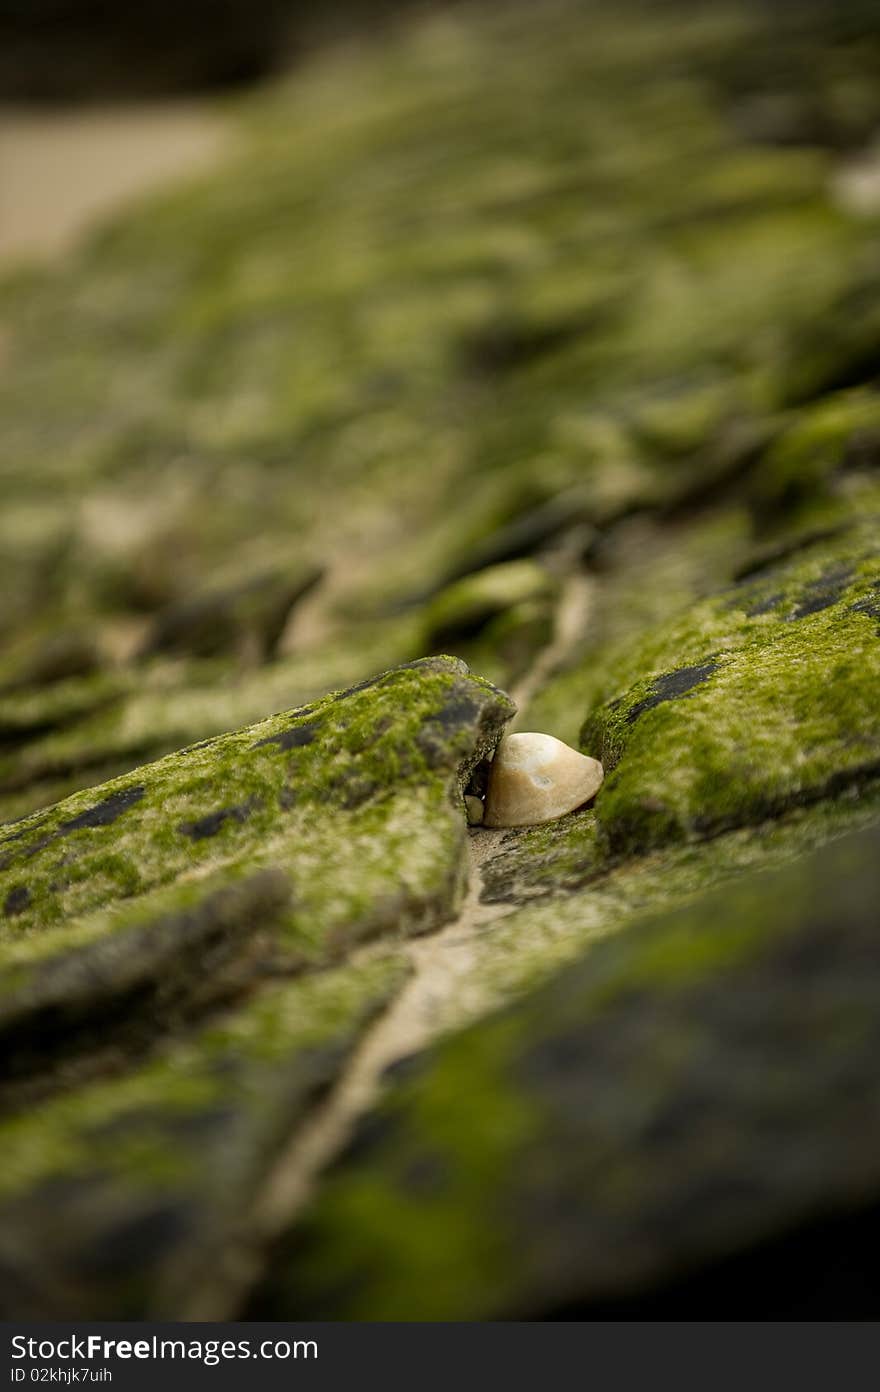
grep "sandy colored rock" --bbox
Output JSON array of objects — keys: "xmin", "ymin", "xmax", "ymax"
[{"xmin": 483, "ymin": 732, "xmax": 603, "ymax": 828}]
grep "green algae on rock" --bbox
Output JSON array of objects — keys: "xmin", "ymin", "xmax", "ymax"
[
  {"xmin": 567, "ymin": 524, "xmax": 880, "ymax": 858},
  {"xmin": 0, "ymin": 953, "xmax": 407, "ymax": 1319},
  {"xmin": 480, "ymin": 810, "xmax": 604, "ymax": 905},
  {"xmin": 0, "ymin": 868, "xmax": 293, "ymax": 1111},
  {"xmin": 422, "ymin": 560, "xmax": 558, "ymax": 687},
  {"xmin": 0, "ymin": 656, "xmax": 514, "ymax": 948},
  {"xmin": 1, "ymin": 0, "xmax": 880, "ymax": 1326},
  {"xmin": 0, "ymin": 655, "xmax": 515, "ymax": 1316},
  {"xmin": 472, "ymin": 781, "xmax": 880, "ymax": 1008},
  {"xmin": 0, "ymin": 610, "xmax": 424, "ymax": 825},
  {"xmin": 2, "ymin": 0, "xmax": 880, "ymax": 843},
  {"xmin": 746, "ymin": 388, "xmax": 880, "ymax": 534},
  {"xmin": 252, "ymin": 822, "xmax": 880, "ymax": 1320},
  {"xmin": 2, "ymin": 1, "xmax": 879, "ymax": 733},
  {"xmin": 137, "ymin": 562, "xmax": 323, "ymax": 664}
]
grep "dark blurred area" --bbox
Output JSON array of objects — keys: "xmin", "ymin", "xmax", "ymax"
[
  {"xmin": 0, "ymin": 0, "xmax": 451, "ymax": 99},
  {"xmin": 1, "ymin": 0, "xmax": 879, "ymax": 153}
]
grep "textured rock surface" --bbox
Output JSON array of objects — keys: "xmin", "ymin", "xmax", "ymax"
[
  {"xmin": 578, "ymin": 522, "xmax": 880, "ymax": 856},
  {"xmin": 254, "ymin": 825, "xmax": 880, "ymax": 1319},
  {"xmin": 0, "ymin": 655, "xmax": 512, "ymax": 950},
  {"xmin": 1, "ymin": 0, "xmax": 880, "ymax": 1320},
  {"xmin": 0, "ymin": 656, "xmax": 512, "ymax": 1317},
  {"xmin": 0, "ymin": 955, "xmax": 407, "ymax": 1319}
]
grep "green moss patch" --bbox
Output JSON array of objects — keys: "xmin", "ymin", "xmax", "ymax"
[
  {"xmin": 255, "ymin": 822, "xmax": 880, "ymax": 1318},
  {"xmin": 579, "ymin": 529, "xmax": 880, "ymax": 855},
  {"xmin": 0, "ymin": 656, "xmax": 513, "ymax": 944},
  {"xmin": 0, "ymin": 953, "xmax": 406, "ymax": 1318}
]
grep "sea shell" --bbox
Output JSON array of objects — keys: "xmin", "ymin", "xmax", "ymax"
[{"xmin": 483, "ymin": 732, "xmax": 603, "ymax": 828}]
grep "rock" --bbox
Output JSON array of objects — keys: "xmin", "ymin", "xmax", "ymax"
[
  {"xmin": 0, "ymin": 670, "xmax": 128, "ymax": 753},
  {"xmin": 424, "ymin": 564, "xmax": 556, "ymax": 645},
  {"xmin": 421, "ymin": 560, "xmax": 558, "ymax": 688},
  {"xmin": 577, "ymin": 524, "xmax": 880, "ymax": 858},
  {"xmin": 0, "ymin": 656, "xmax": 513, "ymax": 950},
  {"xmin": 0, "ymin": 654, "xmax": 515, "ymax": 1317},
  {"xmin": 469, "ymin": 783, "xmax": 880, "ymax": 1012},
  {"xmin": 0, "ymin": 954, "xmax": 408, "ymax": 1319},
  {"xmin": 483, "ymin": 732, "xmax": 603, "ymax": 828},
  {"xmin": 0, "ymin": 868, "xmax": 293, "ymax": 1111},
  {"xmin": 137, "ymin": 565, "xmax": 323, "ymax": 664},
  {"xmin": 0, "ymin": 653, "xmax": 513, "ymax": 1124},
  {"xmin": 464, "ymin": 794, "xmax": 484, "ymax": 826},
  {"xmin": 0, "ymin": 632, "xmax": 103, "ymax": 693},
  {"xmin": 252, "ymin": 822, "xmax": 880, "ymax": 1320},
  {"xmin": 745, "ymin": 388, "xmax": 880, "ymax": 535},
  {"xmin": 1, "ymin": 0, "xmax": 880, "ymax": 1326},
  {"xmin": 432, "ymin": 489, "xmax": 596, "ymax": 590},
  {"xmin": 480, "ymin": 809, "xmax": 602, "ymax": 904},
  {"xmin": 0, "ymin": 616, "xmax": 424, "ymax": 825}
]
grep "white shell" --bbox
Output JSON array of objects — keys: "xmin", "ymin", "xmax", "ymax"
[{"xmin": 483, "ymin": 732, "xmax": 603, "ymax": 828}]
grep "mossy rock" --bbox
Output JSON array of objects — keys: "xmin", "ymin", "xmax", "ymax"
[
  {"xmin": 472, "ymin": 782, "xmax": 880, "ymax": 1004},
  {"xmin": 1, "ymin": 654, "xmax": 512, "ymax": 933},
  {"xmin": 253, "ymin": 822, "xmax": 880, "ymax": 1319},
  {"xmin": 0, "ymin": 656, "xmax": 512, "ymax": 1084},
  {"xmin": 0, "ymin": 612, "xmax": 424, "ymax": 825},
  {"xmin": 0, "ymin": 953, "xmax": 407, "ymax": 1319},
  {"xmin": 422, "ymin": 560, "xmax": 558, "ymax": 687},
  {"xmin": 479, "ymin": 810, "xmax": 604, "ymax": 905},
  {"xmin": 1, "ymin": 0, "xmax": 880, "ymax": 1324},
  {"xmin": 747, "ymin": 388, "xmax": 880, "ymax": 534},
  {"xmin": 0, "ymin": 655, "xmax": 514, "ymax": 1316},
  {"xmin": 424, "ymin": 561, "xmax": 556, "ymax": 645},
  {"xmin": 579, "ymin": 526, "xmax": 880, "ymax": 857},
  {"xmin": 137, "ymin": 562, "xmax": 323, "ymax": 663},
  {"xmin": 2, "ymin": 0, "xmax": 879, "ymax": 732}
]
